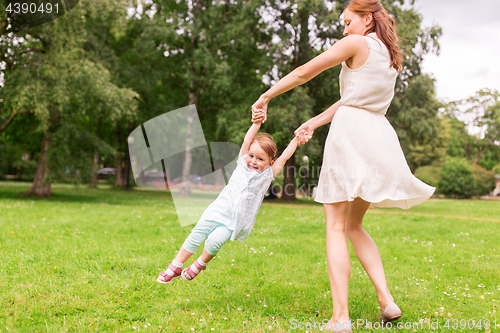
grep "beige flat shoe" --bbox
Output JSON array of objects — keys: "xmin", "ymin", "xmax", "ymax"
[
  {"xmin": 380, "ymin": 301, "xmax": 402, "ymax": 322},
  {"xmin": 323, "ymin": 320, "xmax": 353, "ymax": 332}
]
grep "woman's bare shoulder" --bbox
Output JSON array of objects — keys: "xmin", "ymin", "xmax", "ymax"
[{"xmin": 337, "ymin": 35, "xmax": 369, "ymax": 48}]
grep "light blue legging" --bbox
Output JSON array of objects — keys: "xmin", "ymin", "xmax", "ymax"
[{"xmin": 181, "ymin": 219, "xmax": 233, "ymax": 256}]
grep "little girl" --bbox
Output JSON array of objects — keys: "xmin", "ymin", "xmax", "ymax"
[{"xmin": 157, "ymin": 113, "xmax": 300, "ymax": 283}]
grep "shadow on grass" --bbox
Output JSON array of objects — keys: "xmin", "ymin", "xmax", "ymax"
[
  {"xmin": 1, "ymin": 181, "xmax": 322, "ymax": 207},
  {"xmin": 0, "ymin": 181, "xmax": 173, "ymax": 205}
]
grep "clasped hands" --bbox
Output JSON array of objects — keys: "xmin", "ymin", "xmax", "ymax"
[{"xmin": 251, "ymin": 108, "xmax": 314, "ymax": 146}]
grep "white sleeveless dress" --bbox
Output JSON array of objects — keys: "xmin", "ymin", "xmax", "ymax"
[{"xmin": 314, "ymin": 33, "xmax": 435, "ymax": 209}]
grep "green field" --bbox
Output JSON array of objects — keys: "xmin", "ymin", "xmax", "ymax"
[{"xmin": 1, "ymin": 182, "xmax": 499, "ymax": 332}]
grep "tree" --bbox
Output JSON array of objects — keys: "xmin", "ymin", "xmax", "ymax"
[
  {"xmin": 444, "ymin": 89, "xmax": 500, "ymax": 166},
  {"xmin": 438, "ymin": 157, "xmax": 476, "ymax": 199},
  {"xmin": 388, "ymin": 75, "xmax": 449, "ymax": 171},
  {"xmin": 384, "ymin": 3, "xmax": 446, "ymax": 171},
  {"xmin": 472, "ymin": 164, "xmax": 496, "ymax": 196},
  {"xmin": 464, "ymin": 89, "xmax": 500, "ymax": 165},
  {"xmin": 254, "ymin": 0, "xmax": 344, "ymax": 199},
  {"xmin": 120, "ymin": 0, "xmax": 274, "ymax": 195},
  {"xmin": 74, "ymin": 0, "xmax": 150, "ymax": 189},
  {"xmin": 0, "ymin": 1, "xmax": 7, "ymax": 36},
  {"xmin": 0, "ymin": 1, "xmax": 138, "ymax": 196},
  {"xmin": 493, "ymin": 163, "xmax": 500, "ymax": 175},
  {"xmin": 256, "ymin": 0, "xmax": 445, "ymax": 196},
  {"xmin": 442, "ymin": 111, "xmax": 468, "ymax": 159}
]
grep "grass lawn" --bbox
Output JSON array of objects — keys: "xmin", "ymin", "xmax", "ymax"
[{"xmin": 0, "ymin": 182, "xmax": 499, "ymax": 332}]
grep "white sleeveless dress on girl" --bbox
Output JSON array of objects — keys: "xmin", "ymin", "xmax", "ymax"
[{"xmin": 314, "ymin": 33, "xmax": 435, "ymax": 209}]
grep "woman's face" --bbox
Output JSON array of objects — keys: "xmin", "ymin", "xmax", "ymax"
[{"xmin": 343, "ymin": 9, "xmax": 372, "ymax": 36}]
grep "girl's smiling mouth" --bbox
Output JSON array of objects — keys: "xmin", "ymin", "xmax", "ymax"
[{"xmin": 247, "ymin": 164, "xmax": 258, "ymax": 170}]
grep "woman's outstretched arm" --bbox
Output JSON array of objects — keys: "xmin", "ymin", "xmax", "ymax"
[{"xmin": 252, "ymin": 35, "xmax": 367, "ymax": 123}]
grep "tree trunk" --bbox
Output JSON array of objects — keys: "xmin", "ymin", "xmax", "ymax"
[
  {"xmin": 473, "ymin": 140, "xmax": 493, "ymax": 165},
  {"xmin": 115, "ymin": 155, "xmax": 126, "ymax": 186},
  {"xmin": 281, "ymin": 157, "xmax": 297, "ymax": 200},
  {"xmin": 0, "ymin": 111, "xmax": 19, "ymax": 132},
  {"xmin": 27, "ymin": 132, "xmax": 51, "ymax": 197},
  {"xmin": 179, "ymin": 0, "xmax": 205, "ymax": 196},
  {"xmin": 124, "ymin": 136, "xmax": 132, "ymax": 191},
  {"xmin": 179, "ymin": 81, "xmax": 197, "ymax": 195},
  {"xmin": 114, "ymin": 121, "xmax": 127, "ymax": 187},
  {"xmin": 465, "ymin": 143, "xmax": 470, "ymax": 162},
  {"xmin": 278, "ymin": 6, "xmax": 311, "ymax": 201},
  {"xmin": 0, "ymin": 109, "xmax": 29, "ymax": 132},
  {"xmin": 90, "ymin": 150, "xmax": 99, "ymax": 188}
]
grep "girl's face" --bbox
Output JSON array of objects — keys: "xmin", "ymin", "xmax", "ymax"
[
  {"xmin": 342, "ymin": 9, "xmax": 372, "ymax": 36},
  {"xmin": 246, "ymin": 142, "xmax": 273, "ymax": 172}
]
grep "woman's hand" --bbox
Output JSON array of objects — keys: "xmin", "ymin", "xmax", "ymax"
[
  {"xmin": 251, "ymin": 95, "xmax": 269, "ymax": 123},
  {"xmin": 295, "ymin": 121, "xmax": 315, "ymax": 145}
]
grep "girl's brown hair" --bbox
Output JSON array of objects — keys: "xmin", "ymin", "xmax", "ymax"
[
  {"xmin": 345, "ymin": 0, "xmax": 403, "ymax": 71},
  {"xmin": 252, "ymin": 133, "xmax": 278, "ymax": 161}
]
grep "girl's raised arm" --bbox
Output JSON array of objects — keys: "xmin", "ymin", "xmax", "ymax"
[
  {"xmin": 239, "ymin": 122, "xmax": 261, "ymax": 158},
  {"xmin": 271, "ymin": 137, "xmax": 298, "ymax": 178}
]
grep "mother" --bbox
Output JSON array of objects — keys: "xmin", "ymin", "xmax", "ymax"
[{"xmin": 252, "ymin": 0, "xmax": 435, "ymax": 331}]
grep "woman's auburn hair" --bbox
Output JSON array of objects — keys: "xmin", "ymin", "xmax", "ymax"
[{"xmin": 346, "ymin": 0, "xmax": 403, "ymax": 71}]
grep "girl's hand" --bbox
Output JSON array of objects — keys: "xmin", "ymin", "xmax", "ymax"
[
  {"xmin": 251, "ymin": 96, "xmax": 269, "ymax": 123},
  {"xmin": 252, "ymin": 109, "xmax": 265, "ymax": 124},
  {"xmin": 296, "ymin": 134, "xmax": 305, "ymax": 146},
  {"xmin": 294, "ymin": 121, "xmax": 314, "ymax": 145}
]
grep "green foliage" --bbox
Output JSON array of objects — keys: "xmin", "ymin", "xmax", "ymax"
[
  {"xmin": 0, "ymin": 113, "xmax": 43, "ymax": 179},
  {"xmin": 493, "ymin": 163, "xmax": 500, "ymax": 175},
  {"xmin": 442, "ymin": 113, "xmax": 468, "ymax": 159},
  {"xmin": 472, "ymin": 164, "xmax": 497, "ymax": 196},
  {"xmin": 424, "ymin": 159, "xmax": 496, "ymax": 198},
  {"xmin": 477, "ymin": 144, "xmax": 500, "ymax": 170},
  {"xmin": 444, "ymin": 89, "xmax": 500, "ymax": 166},
  {"xmin": 388, "ymin": 75, "xmax": 448, "ymax": 171},
  {"xmin": 48, "ymin": 122, "xmax": 115, "ymax": 184},
  {"xmin": 0, "ymin": 1, "xmax": 7, "ymax": 35},
  {"xmin": 380, "ymin": 4, "xmax": 446, "ymax": 172},
  {"xmin": 414, "ymin": 165, "xmax": 441, "ymax": 188},
  {"xmin": 139, "ymin": 0, "xmax": 272, "ymax": 139},
  {"xmin": 1, "ymin": 0, "xmax": 452, "ymax": 194},
  {"xmin": 1, "ymin": 1, "xmax": 139, "ymax": 193},
  {"xmin": 11, "ymin": 159, "xmax": 38, "ymax": 181},
  {"xmin": 438, "ymin": 157, "xmax": 476, "ymax": 199}
]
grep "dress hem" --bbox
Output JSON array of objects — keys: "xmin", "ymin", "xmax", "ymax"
[{"xmin": 314, "ymin": 188, "xmax": 436, "ymax": 210}]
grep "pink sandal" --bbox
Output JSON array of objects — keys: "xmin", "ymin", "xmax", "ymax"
[
  {"xmin": 380, "ymin": 302, "xmax": 402, "ymax": 322},
  {"xmin": 181, "ymin": 260, "xmax": 206, "ymax": 281},
  {"xmin": 157, "ymin": 263, "xmax": 182, "ymax": 284}
]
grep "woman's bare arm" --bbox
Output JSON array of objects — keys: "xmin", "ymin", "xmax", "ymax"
[
  {"xmin": 309, "ymin": 101, "xmax": 341, "ymax": 130},
  {"xmin": 294, "ymin": 101, "xmax": 341, "ymax": 144},
  {"xmin": 257, "ymin": 35, "xmax": 367, "ymax": 104}
]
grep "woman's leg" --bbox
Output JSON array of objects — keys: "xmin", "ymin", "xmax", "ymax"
[
  {"xmin": 346, "ymin": 197, "xmax": 394, "ymax": 311},
  {"xmin": 324, "ymin": 201, "xmax": 351, "ymax": 324}
]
